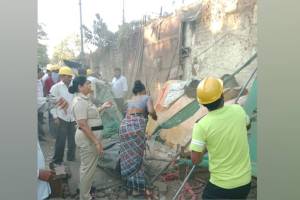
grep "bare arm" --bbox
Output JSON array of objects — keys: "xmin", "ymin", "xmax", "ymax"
[
  {"xmin": 191, "ymin": 148, "xmax": 207, "ymax": 165},
  {"xmin": 147, "ymin": 97, "xmax": 157, "ymax": 120},
  {"xmin": 38, "ymin": 169, "xmax": 55, "ymax": 182},
  {"xmin": 97, "ymin": 101, "xmax": 112, "ymax": 113}
]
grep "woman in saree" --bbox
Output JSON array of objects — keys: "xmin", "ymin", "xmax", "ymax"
[{"xmin": 119, "ymin": 80, "xmax": 157, "ymax": 197}]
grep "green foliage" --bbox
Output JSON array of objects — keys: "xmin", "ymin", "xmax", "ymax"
[
  {"xmin": 37, "ymin": 43, "xmax": 50, "ymax": 67},
  {"xmin": 83, "ymin": 14, "xmax": 115, "ymax": 49},
  {"xmin": 116, "ymin": 21, "xmax": 141, "ymax": 48},
  {"xmin": 37, "ymin": 23, "xmax": 49, "ymax": 67},
  {"xmin": 38, "ymin": 23, "xmax": 48, "ymax": 41},
  {"xmin": 51, "ymin": 34, "xmax": 81, "ymax": 64},
  {"xmin": 84, "ymin": 14, "xmax": 143, "ymax": 69}
]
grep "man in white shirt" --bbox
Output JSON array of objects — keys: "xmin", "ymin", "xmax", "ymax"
[
  {"xmin": 111, "ymin": 67, "xmax": 128, "ymax": 112},
  {"xmin": 50, "ymin": 66, "xmax": 76, "ymax": 165}
]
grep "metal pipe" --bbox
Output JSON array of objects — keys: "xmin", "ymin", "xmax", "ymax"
[
  {"xmin": 149, "ymin": 137, "xmax": 192, "ymax": 184},
  {"xmin": 172, "ymin": 165, "xmax": 196, "ymax": 200},
  {"xmin": 235, "ymin": 67, "xmax": 257, "ymax": 104},
  {"xmin": 223, "ymin": 52, "xmax": 257, "ymax": 85}
]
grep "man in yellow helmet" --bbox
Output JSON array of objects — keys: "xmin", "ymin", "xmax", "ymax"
[
  {"xmin": 49, "ymin": 66, "xmax": 76, "ymax": 166},
  {"xmin": 51, "ymin": 64, "xmax": 61, "ymax": 84},
  {"xmin": 190, "ymin": 76, "xmax": 252, "ymax": 199}
]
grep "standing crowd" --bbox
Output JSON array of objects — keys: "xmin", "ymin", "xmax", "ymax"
[{"xmin": 37, "ymin": 65, "xmax": 158, "ymax": 200}]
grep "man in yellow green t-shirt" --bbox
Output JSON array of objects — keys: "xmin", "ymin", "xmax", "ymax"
[{"xmin": 190, "ymin": 76, "xmax": 252, "ymax": 199}]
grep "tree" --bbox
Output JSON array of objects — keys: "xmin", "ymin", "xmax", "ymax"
[
  {"xmin": 37, "ymin": 24, "xmax": 49, "ymax": 67},
  {"xmin": 37, "ymin": 43, "xmax": 50, "ymax": 67},
  {"xmin": 51, "ymin": 34, "xmax": 81, "ymax": 64},
  {"xmin": 115, "ymin": 21, "xmax": 141, "ymax": 48},
  {"xmin": 38, "ymin": 24, "xmax": 48, "ymax": 40},
  {"xmin": 83, "ymin": 14, "xmax": 115, "ymax": 49}
]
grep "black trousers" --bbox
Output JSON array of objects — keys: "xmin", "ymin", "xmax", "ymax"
[
  {"xmin": 202, "ymin": 181, "xmax": 251, "ymax": 200},
  {"xmin": 114, "ymin": 98, "xmax": 125, "ymax": 113},
  {"xmin": 38, "ymin": 112, "xmax": 45, "ymax": 137},
  {"xmin": 48, "ymin": 111, "xmax": 56, "ymax": 137},
  {"xmin": 52, "ymin": 118, "xmax": 76, "ymax": 164}
]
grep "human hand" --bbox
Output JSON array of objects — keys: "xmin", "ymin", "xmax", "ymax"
[
  {"xmin": 95, "ymin": 142, "xmax": 104, "ymax": 156},
  {"xmin": 39, "ymin": 169, "xmax": 56, "ymax": 182},
  {"xmin": 102, "ymin": 101, "xmax": 113, "ymax": 109},
  {"xmin": 151, "ymin": 113, "xmax": 158, "ymax": 121},
  {"xmin": 56, "ymin": 97, "xmax": 69, "ymax": 111}
]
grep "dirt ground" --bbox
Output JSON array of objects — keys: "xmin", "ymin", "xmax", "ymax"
[{"xmin": 39, "ymin": 116, "xmax": 257, "ymax": 200}]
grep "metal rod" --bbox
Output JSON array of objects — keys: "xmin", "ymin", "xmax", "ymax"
[
  {"xmin": 224, "ymin": 52, "xmax": 257, "ymax": 84},
  {"xmin": 149, "ymin": 137, "xmax": 192, "ymax": 184},
  {"xmin": 235, "ymin": 67, "xmax": 257, "ymax": 104},
  {"xmin": 172, "ymin": 165, "xmax": 196, "ymax": 200}
]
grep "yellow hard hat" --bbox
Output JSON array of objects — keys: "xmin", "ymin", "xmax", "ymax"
[
  {"xmin": 58, "ymin": 66, "xmax": 73, "ymax": 76},
  {"xmin": 46, "ymin": 64, "xmax": 53, "ymax": 71},
  {"xmin": 197, "ymin": 76, "xmax": 223, "ymax": 104},
  {"xmin": 51, "ymin": 64, "xmax": 61, "ymax": 71},
  {"xmin": 86, "ymin": 68, "xmax": 92, "ymax": 76}
]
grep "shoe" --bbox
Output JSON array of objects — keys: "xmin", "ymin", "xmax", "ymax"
[
  {"xmin": 67, "ymin": 157, "xmax": 75, "ymax": 161},
  {"xmin": 49, "ymin": 161, "xmax": 63, "ymax": 170},
  {"xmin": 38, "ymin": 136, "xmax": 46, "ymax": 142},
  {"xmin": 90, "ymin": 186, "xmax": 96, "ymax": 199}
]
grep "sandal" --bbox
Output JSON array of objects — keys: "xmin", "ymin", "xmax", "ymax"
[
  {"xmin": 132, "ymin": 190, "xmax": 144, "ymax": 197},
  {"xmin": 90, "ymin": 186, "xmax": 96, "ymax": 199}
]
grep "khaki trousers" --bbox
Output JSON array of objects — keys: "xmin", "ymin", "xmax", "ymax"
[{"xmin": 75, "ymin": 130, "xmax": 100, "ymax": 200}]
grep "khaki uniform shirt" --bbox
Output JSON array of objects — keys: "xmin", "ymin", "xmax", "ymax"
[{"xmin": 72, "ymin": 93, "xmax": 102, "ymax": 147}]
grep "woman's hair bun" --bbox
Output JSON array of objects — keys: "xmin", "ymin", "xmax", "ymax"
[{"xmin": 132, "ymin": 80, "xmax": 145, "ymax": 95}]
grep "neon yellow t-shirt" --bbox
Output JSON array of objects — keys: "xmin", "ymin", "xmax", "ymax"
[{"xmin": 190, "ymin": 104, "xmax": 251, "ymax": 189}]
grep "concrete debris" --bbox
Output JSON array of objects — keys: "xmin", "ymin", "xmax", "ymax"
[{"xmin": 154, "ymin": 181, "xmax": 168, "ymax": 193}]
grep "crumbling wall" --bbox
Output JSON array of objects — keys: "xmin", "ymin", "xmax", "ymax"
[
  {"xmin": 89, "ymin": 0, "xmax": 257, "ymax": 100},
  {"xmin": 139, "ymin": 16, "xmax": 182, "ymax": 100},
  {"xmin": 184, "ymin": 0, "xmax": 257, "ymax": 85}
]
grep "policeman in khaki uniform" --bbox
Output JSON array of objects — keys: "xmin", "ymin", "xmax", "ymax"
[
  {"xmin": 190, "ymin": 77, "xmax": 252, "ymax": 199},
  {"xmin": 69, "ymin": 76, "xmax": 112, "ymax": 200}
]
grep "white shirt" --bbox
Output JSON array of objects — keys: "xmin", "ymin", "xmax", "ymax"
[
  {"xmin": 37, "ymin": 79, "xmax": 46, "ymax": 110},
  {"xmin": 41, "ymin": 74, "xmax": 48, "ymax": 85},
  {"xmin": 112, "ymin": 75, "xmax": 128, "ymax": 98},
  {"xmin": 37, "ymin": 142, "xmax": 51, "ymax": 200},
  {"xmin": 50, "ymin": 81, "xmax": 75, "ymax": 122},
  {"xmin": 37, "ymin": 79, "xmax": 44, "ymax": 98}
]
